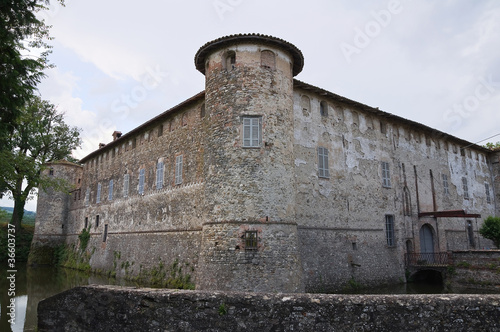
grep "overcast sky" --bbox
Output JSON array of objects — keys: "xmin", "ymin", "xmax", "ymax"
[{"xmin": 3, "ymin": 0, "xmax": 500, "ymax": 211}]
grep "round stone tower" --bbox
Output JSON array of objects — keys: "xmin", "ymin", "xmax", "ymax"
[
  {"xmin": 29, "ymin": 160, "xmax": 82, "ymax": 265},
  {"xmin": 194, "ymin": 34, "xmax": 305, "ymax": 292}
]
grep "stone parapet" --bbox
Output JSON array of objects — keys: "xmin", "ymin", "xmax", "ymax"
[{"xmin": 38, "ymin": 285, "xmax": 500, "ymax": 332}]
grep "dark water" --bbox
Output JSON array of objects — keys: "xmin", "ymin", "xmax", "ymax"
[
  {"xmin": 1, "ymin": 265, "xmax": 498, "ymax": 331},
  {"xmin": 0, "ymin": 264, "xmax": 138, "ymax": 332}
]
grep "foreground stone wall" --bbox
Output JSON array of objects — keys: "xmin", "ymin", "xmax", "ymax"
[{"xmin": 38, "ymin": 285, "xmax": 500, "ymax": 332}]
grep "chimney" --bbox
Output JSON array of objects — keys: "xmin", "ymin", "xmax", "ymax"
[
  {"xmin": 99, "ymin": 143, "xmax": 106, "ymax": 149},
  {"xmin": 112, "ymin": 131, "xmax": 122, "ymax": 141}
]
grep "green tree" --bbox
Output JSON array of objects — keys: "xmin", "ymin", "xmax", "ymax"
[
  {"xmin": 0, "ymin": 95, "xmax": 80, "ymax": 230},
  {"xmin": 479, "ymin": 216, "xmax": 500, "ymax": 249},
  {"xmin": 483, "ymin": 141, "xmax": 500, "ymax": 150}
]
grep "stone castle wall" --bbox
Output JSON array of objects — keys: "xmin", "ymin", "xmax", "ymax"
[{"xmin": 31, "ymin": 34, "xmax": 498, "ymax": 292}]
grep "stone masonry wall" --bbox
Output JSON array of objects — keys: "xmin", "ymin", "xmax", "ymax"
[
  {"xmin": 293, "ymin": 86, "xmax": 497, "ymax": 291},
  {"xmin": 38, "ymin": 285, "xmax": 500, "ymax": 332},
  {"xmin": 450, "ymin": 250, "xmax": 500, "ymax": 291}
]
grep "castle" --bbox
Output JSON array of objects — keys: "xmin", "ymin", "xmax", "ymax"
[{"xmin": 32, "ymin": 34, "xmax": 499, "ymax": 293}]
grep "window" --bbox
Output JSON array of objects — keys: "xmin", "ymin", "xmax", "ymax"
[
  {"xmin": 96, "ymin": 183, "xmax": 101, "ymax": 203},
  {"xmin": 242, "ymin": 117, "xmax": 261, "ymax": 148},
  {"xmin": 385, "ymin": 215, "xmax": 395, "ymax": 247},
  {"xmin": 318, "ymin": 147, "xmax": 330, "ymax": 178},
  {"xmin": 300, "ymin": 95, "xmax": 310, "ymax": 116},
  {"xmin": 156, "ymin": 161, "xmax": 164, "ymax": 189},
  {"xmin": 403, "ymin": 187, "xmax": 411, "ymax": 216},
  {"xmin": 224, "ymin": 51, "xmax": 236, "ymax": 70},
  {"xmin": 485, "ymin": 183, "xmax": 491, "ymax": 203},
  {"xmin": 442, "ymin": 174, "xmax": 449, "ymax": 195},
  {"xmin": 381, "ymin": 162, "xmax": 391, "ymax": 188},
  {"xmin": 244, "ymin": 231, "xmax": 258, "ymax": 251},
  {"xmin": 108, "ymin": 180, "xmax": 113, "ymax": 201},
  {"xmin": 261, "ymin": 50, "xmax": 276, "ymax": 70},
  {"xmin": 175, "ymin": 155, "xmax": 183, "ymax": 185},
  {"xmin": 467, "ymin": 221, "xmax": 475, "ymax": 248},
  {"xmin": 103, "ymin": 224, "xmax": 108, "ymax": 243},
  {"xmin": 158, "ymin": 124, "xmax": 163, "ymax": 137},
  {"xmin": 84, "ymin": 217, "xmax": 88, "ymax": 229},
  {"xmin": 85, "ymin": 188, "xmax": 90, "ymax": 207},
  {"xmin": 49, "ymin": 168, "xmax": 54, "ymax": 176},
  {"xmin": 123, "ymin": 174, "xmax": 129, "ymax": 197},
  {"xmin": 95, "ymin": 215, "xmax": 100, "ymax": 228},
  {"xmin": 200, "ymin": 103, "xmax": 206, "ymax": 118},
  {"xmin": 138, "ymin": 168, "xmax": 145, "ymax": 194},
  {"xmin": 320, "ymin": 101, "xmax": 328, "ymax": 117},
  {"xmin": 462, "ymin": 177, "xmax": 469, "ymax": 199}
]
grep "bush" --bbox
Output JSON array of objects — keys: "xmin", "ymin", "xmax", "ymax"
[{"xmin": 479, "ymin": 216, "xmax": 500, "ymax": 248}]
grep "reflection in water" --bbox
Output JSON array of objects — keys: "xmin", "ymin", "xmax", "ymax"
[
  {"xmin": 1, "ymin": 266, "xmax": 499, "ymax": 331},
  {"xmin": 0, "ymin": 265, "xmax": 138, "ymax": 332}
]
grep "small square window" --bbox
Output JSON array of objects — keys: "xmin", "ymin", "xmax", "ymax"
[{"xmin": 244, "ymin": 231, "xmax": 258, "ymax": 251}]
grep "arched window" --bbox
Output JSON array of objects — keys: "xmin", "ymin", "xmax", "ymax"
[
  {"xmin": 261, "ymin": 50, "xmax": 275, "ymax": 70},
  {"xmin": 320, "ymin": 101, "xmax": 328, "ymax": 117},
  {"xmin": 223, "ymin": 51, "xmax": 236, "ymax": 71}
]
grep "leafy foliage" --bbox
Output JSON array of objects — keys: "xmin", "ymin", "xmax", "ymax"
[
  {"xmin": 483, "ymin": 141, "xmax": 500, "ymax": 150},
  {"xmin": 479, "ymin": 216, "xmax": 500, "ymax": 248},
  {"xmin": 0, "ymin": 95, "xmax": 81, "ymax": 229},
  {"xmin": 0, "ymin": 222, "xmax": 34, "ymax": 261},
  {"xmin": 0, "ymin": 0, "xmax": 65, "ymax": 140}
]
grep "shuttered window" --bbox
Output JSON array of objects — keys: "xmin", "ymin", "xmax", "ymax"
[
  {"xmin": 175, "ymin": 155, "xmax": 183, "ymax": 185},
  {"xmin": 243, "ymin": 117, "xmax": 261, "ymax": 148},
  {"xmin": 156, "ymin": 161, "xmax": 164, "ymax": 189},
  {"xmin": 318, "ymin": 147, "xmax": 330, "ymax": 178},
  {"xmin": 138, "ymin": 169, "xmax": 145, "ymax": 194},
  {"xmin": 382, "ymin": 162, "xmax": 391, "ymax": 188}
]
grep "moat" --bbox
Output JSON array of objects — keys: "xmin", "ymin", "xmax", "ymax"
[{"xmin": 2, "ymin": 264, "xmax": 499, "ymax": 331}]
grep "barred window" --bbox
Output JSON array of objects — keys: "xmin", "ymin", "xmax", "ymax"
[
  {"xmin": 175, "ymin": 155, "xmax": 183, "ymax": 185},
  {"xmin": 385, "ymin": 215, "xmax": 395, "ymax": 247},
  {"xmin": 442, "ymin": 174, "xmax": 449, "ymax": 195},
  {"xmin": 485, "ymin": 183, "xmax": 491, "ymax": 204},
  {"xmin": 318, "ymin": 147, "xmax": 330, "ymax": 178},
  {"xmin": 243, "ymin": 117, "xmax": 261, "ymax": 148},
  {"xmin": 156, "ymin": 161, "xmax": 164, "ymax": 189},
  {"xmin": 462, "ymin": 177, "xmax": 469, "ymax": 200},
  {"xmin": 139, "ymin": 168, "xmax": 145, "ymax": 195},
  {"xmin": 245, "ymin": 231, "xmax": 258, "ymax": 251},
  {"xmin": 382, "ymin": 162, "xmax": 391, "ymax": 188}
]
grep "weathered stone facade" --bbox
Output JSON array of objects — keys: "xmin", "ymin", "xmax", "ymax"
[{"xmin": 32, "ymin": 34, "xmax": 498, "ymax": 292}]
